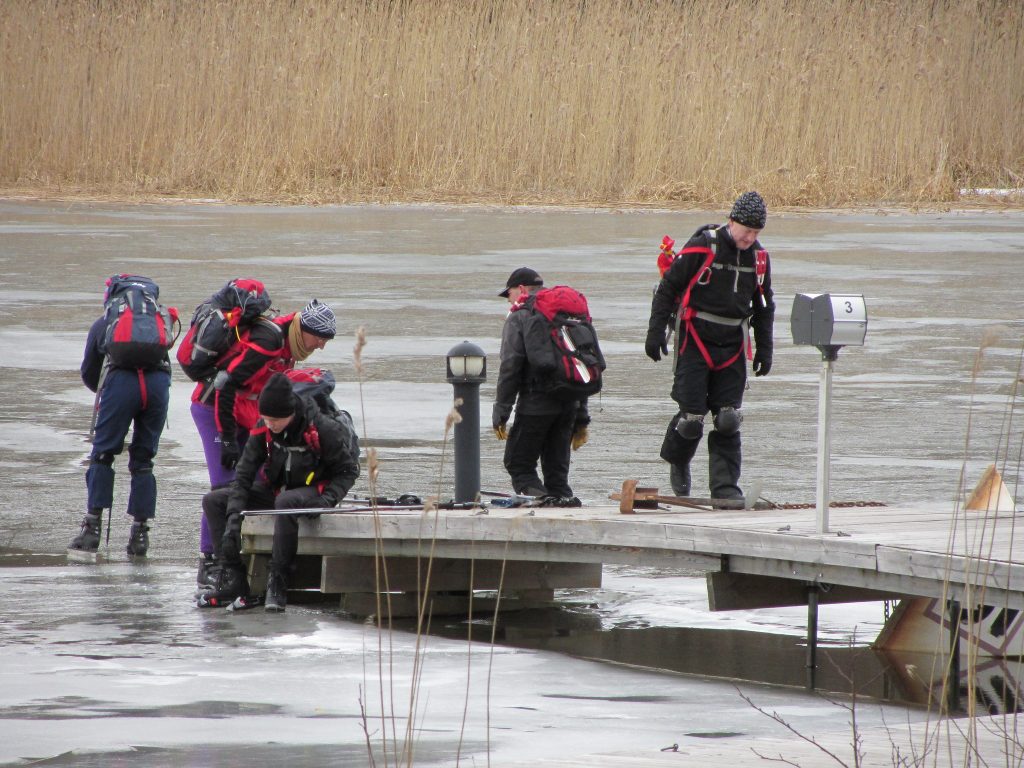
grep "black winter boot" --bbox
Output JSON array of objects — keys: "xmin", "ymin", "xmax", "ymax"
[
  {"xmin": 126, "ymin": 522, "xmax": 150, "ymax": 557},
  {"xmin": 69, "ymin": 512, "xmax": 102, "ymax": 552},
  {"xmin": 708, "ymin": 431, "xmax": 743, "ymax": 503},
  {"xmin": 196, "ymin": 564, "xmax": 249, "ymax": 608},
  {"xmin": 196, "ymin": 554, "xmax": 219, "ymax": 591},
  {"xmin": 264, "ymin": 571, "xmax": 288, "ymax": 613},
  {"xmin": 670, "ymin": 463, "xmax": 691, "ymax": 497}
]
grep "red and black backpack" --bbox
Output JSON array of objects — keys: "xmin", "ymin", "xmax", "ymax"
[
  {"xmin": 176, "ymin": 278, "xmax": 273, "ymax": 381},
  {"xmin": 519, "ymin": 286, "xmax": 606, "ymax": 401}
]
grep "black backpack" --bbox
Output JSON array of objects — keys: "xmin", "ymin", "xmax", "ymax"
[
  {"xmin": 176, "ymin": 278, "xmax": 273, "ymax": 381},
  {"xmin": 520, "ymin": 286, "xmax": 606, "ymax": 401},
  {"xmin": 100, "ymin": 274, "xmax": 179, "ymax": 370}
]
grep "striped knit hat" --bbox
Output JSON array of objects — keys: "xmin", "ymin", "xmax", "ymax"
[{"xmin": 299, "ymin": 299, "xmax": 336, "ymax": 339}]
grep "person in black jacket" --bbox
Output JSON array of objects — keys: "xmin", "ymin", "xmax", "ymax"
[
  {"xmin": 645, "ymin": 191, "xmax": 775, "ymax": 503},
  {"xmin": 198, "ymin": 373, "xmax": 359, "ymax": 611},
  {"xmin": 492, "ymin": 267, "xmax": 588, "ymax": 505}
]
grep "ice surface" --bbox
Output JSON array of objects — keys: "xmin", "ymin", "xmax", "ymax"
[{"xmin": 0, "ymin": 200, "xmax": 1021, "ymax": 765}]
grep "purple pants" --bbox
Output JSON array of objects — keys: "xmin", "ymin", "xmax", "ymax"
[{"xmin": 190, "ymin": 402, "xmax": 248, "ymax": 554}]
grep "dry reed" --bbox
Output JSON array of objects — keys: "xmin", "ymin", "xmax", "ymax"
[{"xmin": 4, "ymin": 1, "xmax": 1019, "ymax": 206}]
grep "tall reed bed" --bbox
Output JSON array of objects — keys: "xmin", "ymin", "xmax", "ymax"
[{"xmin": 2, "ymin": 0, "xmax": 1021, "ymax": 205}]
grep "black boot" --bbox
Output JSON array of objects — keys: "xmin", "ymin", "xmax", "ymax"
[
  {"xmin": 69, "ymin": 512, "xmax": 102, "ymax": 552},
  {"xmin": 196, "ymin": 564, "xmax": 249, "ymax": 608},
  {"xmin": 708, "ymin": 430, "xmax": 743, "ymax": 503},
  {"xmin": 126, "ymin": 521, "xmax": 150, "ymax": 557},
  {"xmin": 670, "ymin": 463, "xmax": 691, "ymax": 497},
  {"xmin": 196, "ymin": 554, "xmax": 219, "ymax": 591},
  {"xmin": 264, "ymin": 571, "xmax": 288, "ymax": 613}
]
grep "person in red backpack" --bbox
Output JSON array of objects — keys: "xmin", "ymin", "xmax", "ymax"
[
  {"xmin": 69, "ymin": 276, "xmax": 174, "ymax": 558},
  {"xmin": 191, "ymin": 298, "xmax": 337, "ymax": 587},
  {"xmin": 645, "ymin": 192, "xmax": 775, "ymax": 503},
  {"xmin": 493, "ymin": 267, "xmax": 589, "ymax": 506}
]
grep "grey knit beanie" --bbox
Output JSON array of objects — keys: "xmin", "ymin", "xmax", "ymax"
[{"xmin": 729, "ymin": 191, "xmax": 767, "ymax": 229}]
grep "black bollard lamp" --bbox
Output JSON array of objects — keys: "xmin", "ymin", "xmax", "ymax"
[
  {"xmin": 445, "ymin": 341, "xmax": 487, "ymax": 503},
  {"xmin": 445, "ymin": 341, "xmax": 487, "ymax": 383}
]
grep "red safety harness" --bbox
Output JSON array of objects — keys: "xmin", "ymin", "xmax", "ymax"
[{"xmin": 675, "ymin": 228, "xmax": 768, "ymax": 371}]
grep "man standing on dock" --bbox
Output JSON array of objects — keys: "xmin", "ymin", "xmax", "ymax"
[
  {"xmin": 645, "ymin": 192, "xmax": 775, "ymax": 503},
  {"xmin": 492, "ymin": 267, "xmax": 589, "ymax": 506}
]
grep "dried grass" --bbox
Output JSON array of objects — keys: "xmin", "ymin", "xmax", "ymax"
[{"xmin": 2, "ymin": 0, "xmax": 1022, "ymax": 206}]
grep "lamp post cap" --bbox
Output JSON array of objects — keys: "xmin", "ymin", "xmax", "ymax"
[{"xmin": 447, "ymin": 340, "xmax": 486, "ymax": 357}]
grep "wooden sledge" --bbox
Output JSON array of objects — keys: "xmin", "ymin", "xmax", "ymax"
[{"xmin": 612, "ymin": 479, "xmax": 772, "ymax": 514}]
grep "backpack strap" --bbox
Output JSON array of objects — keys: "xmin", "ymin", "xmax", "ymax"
[
  {"xmin": 240, "ymin": 316, "xmax": 287, "ymax": 356},
  {"xmin": 755, "ymin": 249, "xmax": 769, "ymax": 307},
  {"xmin": 677, "ymin": 227, "xmax": 747, "ymax": 371}
]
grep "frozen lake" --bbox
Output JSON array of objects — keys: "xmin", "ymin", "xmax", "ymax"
[{"xmin": 1, "ymin": 199, "xmax": 1022, "ymax": 765}]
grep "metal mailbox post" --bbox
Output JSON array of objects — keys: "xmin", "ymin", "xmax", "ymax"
[{"xmin": 790, "ymin": 294, "xmax": 867, "ymax": 533}]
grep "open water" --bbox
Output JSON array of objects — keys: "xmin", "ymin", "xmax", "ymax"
[{"xmin": 0, "ymin": 199, "xmax": 1022, "ymax": 766}]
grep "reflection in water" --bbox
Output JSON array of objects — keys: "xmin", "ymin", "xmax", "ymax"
[{"xmin": 401, "ymin": 604, "xmax": 1024, "ymax": 715}]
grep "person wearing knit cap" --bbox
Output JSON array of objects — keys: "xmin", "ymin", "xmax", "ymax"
[
  {"xmin": 256, "ymin": 371, "xmax": 297, "ymax": 418},
  {"xmin": 199, "ymin": 372, "xmax": 360, "ymax": 612},
  {"xmin": 644, "ymin": 191, "xmax": 775, "ymax": 505},
  {"xmin": 299, "ymin": 299, "xmax": 336, "ymax": 341},
  {"xmin": 189, "ymin": 289, "xmax": 338, "ymax": 591}
]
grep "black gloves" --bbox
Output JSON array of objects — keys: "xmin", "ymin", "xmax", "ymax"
[
  {"xmin": 221, "ymin": 513, "xmax": 242, "ymax": 562},
  {"xmin": 645, "ymin": 335, "xmax": 669, "ymax": 362},
  {"xmin": 753, "ymin": 351, "xmax": 772, "ymax": 377},
  {"xmin": 218, "ymin": 433, "xmax": 240, "ymax": 470}
]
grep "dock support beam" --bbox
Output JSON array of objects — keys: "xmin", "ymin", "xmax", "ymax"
[
  {"xmin": 806, "ymin": 583, "xmax": 819, "ymax": 690},
  {"xmin": 947, "ymin": 600, "xmax": 961, "ymax": 712}
]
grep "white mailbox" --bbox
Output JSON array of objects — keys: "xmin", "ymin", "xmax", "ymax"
[{"xmin": 790, "ymin": 293, "xmax": 868, "ymax": 348}]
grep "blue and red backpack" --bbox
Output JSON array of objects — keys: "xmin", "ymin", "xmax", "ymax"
[{"xmin": 100, "ymin": 274, "xmax": 179, "ymax": 370}]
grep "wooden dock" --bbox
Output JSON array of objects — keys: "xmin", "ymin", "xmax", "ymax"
[
  {"xmin": 242, "ymin": 498, "xmax": 1024, "ymax": 614},
  {"xmin": 242, "ymin": 488, "xmax": 1024, "ymax": 731}
]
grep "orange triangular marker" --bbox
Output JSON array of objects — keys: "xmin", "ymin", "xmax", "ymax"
[{"xmin": 965, "ymin": 463, "xmax": 1017, "ymax": 512}]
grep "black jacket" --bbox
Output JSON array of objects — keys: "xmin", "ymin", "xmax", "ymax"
[
  {"xmin": 227, "ymin": 396, "xmax": 360, "ymax": 516},
  {"xmin": 647, "ymin": 224, "xmax": 775, "ymax": 357}
]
